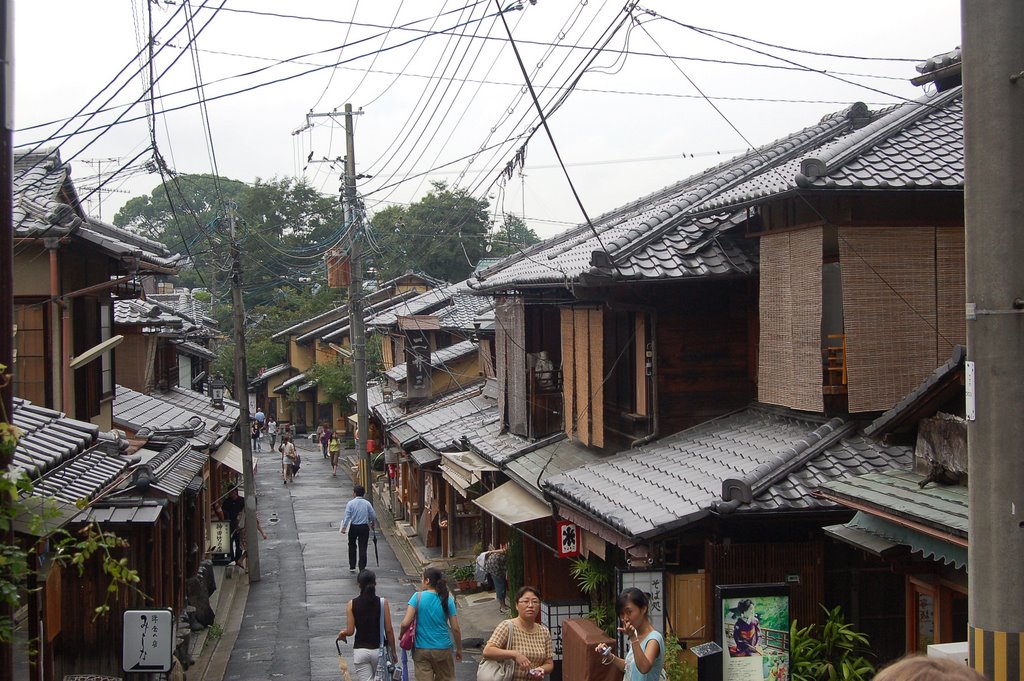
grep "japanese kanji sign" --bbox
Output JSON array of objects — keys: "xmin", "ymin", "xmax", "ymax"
[
  {"xmin": 211, "ymin": 520, "xmax": 231, "ymax": 554},
  {"xmin": 123, "ymin": 609, "xmax": 174, "ymax": 672},
  {"xmin": 556, "ymin": 520, "xmax": 580, "ymax": 558}
]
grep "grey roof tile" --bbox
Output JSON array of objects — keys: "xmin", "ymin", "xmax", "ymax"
[
  {"xmin": 113, "ymin": 385, "xmax": 227, "ymax": 450},
  {"xmin": 385, "ymin": 339, "xmax": 478, "ymax": 383},
  {"xmin": 545, "ymin": 405, "xmax": 905, "ymax": 538},
  {"xmin": 30, "ymin": 444, "xmax": 130, "ymax": 504},
  {"xmin": 11, "ymin": 398, "xmax": 99, "ymax": 478}
]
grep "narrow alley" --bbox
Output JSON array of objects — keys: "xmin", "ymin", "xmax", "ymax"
[{"xmin": 213, "ymin": 437, "xmax": 496, "ymax": 681}]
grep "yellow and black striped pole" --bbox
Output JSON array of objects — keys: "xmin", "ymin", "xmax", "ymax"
[{"xmin": 963, "ymin": 0, "xmax": 1024, "ymax": 680}]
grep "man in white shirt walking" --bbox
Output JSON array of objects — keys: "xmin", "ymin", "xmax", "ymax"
[{"xmin": 340, "ymin": 485, "xmax": 377, "ymax": 572}]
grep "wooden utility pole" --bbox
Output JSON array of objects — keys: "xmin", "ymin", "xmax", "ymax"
[
  {"xmin": 963, "ymin": 0, "xmax": 1024, "ymax": 677},
  {"xmin": 342, "ymin": 103, "xmax": 371, "ymax": 502},
  {"xmin": 228, "ymin": 203, "xmax": 261, "ymax": 581}
]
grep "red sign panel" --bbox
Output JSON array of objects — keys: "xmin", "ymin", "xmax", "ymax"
[{"xmin": 556, "ymin": 521, "xmax": 580, "ymax": 558}]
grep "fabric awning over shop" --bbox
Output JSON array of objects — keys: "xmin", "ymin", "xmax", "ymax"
[
  {"xmin": 213, "ymin": 443, "xmax": 244, "ymax": 474},
  {"xmin": 473, "ymin": 481, "xmax": 551, "ymax": 526}
]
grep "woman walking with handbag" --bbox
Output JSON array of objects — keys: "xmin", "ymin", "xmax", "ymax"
[
  {"xmin": 593, "ymin": 588, "xmax": 664, "ymax": 681},
  {"xmin": 399, "ymin": 567, "xmax": 462, "ymax": 681},
  {"xmin": 481, "ymin": 586, "xmax": 553, "ymax": 681},
  {"xmin": 337, "ymin": 570, "xmax": 397, "ymax": 681}
]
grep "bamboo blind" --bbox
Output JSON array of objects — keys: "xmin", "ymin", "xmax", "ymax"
[
  {"xmin": 381, "ymin": 333, "xmax": 394, "ymax": 370},
  {"xmin": 562, "ymin": 307, "xmax": 604, "ymax": 447},
  {"xmin": 561, "ymin": 308, "xmax": 576, "ymax": 440},
  {"xmin": 840, "ymin": 226, "xmax": 938, "ymax": 412},
  {"xmin": 496, "ymin": 297, "xmax": 528, "ymax": 435},
  {"xmin": 758, "ymin": 229, "xmax": 823, "ymax": 412},
  {"xmin": 936, "ymin": 226, "xmax": 966, "ymax": 357}
]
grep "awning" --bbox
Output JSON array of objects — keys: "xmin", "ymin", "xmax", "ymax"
[
  {"xmin": 409, "ymin": 448, "xmax": 441, "ymax": 467},
  {"xmin": 824, "ymin": 511, "xmax": 967, "ymax": 569},
  {"xmin": 440, "ymin": 451, "xmax": 497, "ymax": 499},
  {"xmin": 473, "ymin": 481, "xmax": 551, "ymax": 526},
  {"xmin": 213, "ymin": 443, "xmax": 244, "ymax": 474}
]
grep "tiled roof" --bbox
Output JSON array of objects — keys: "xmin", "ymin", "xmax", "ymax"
[
  {"xmin": 418, "ymin": 402, "xmax": 499, "ymax": 453},
  {"xmin": 366, "ymin": 288, "xmax": 450, "ymax": 328},
  {"xmin": 159, "ymin": 385, "xmax": 240, "ymax": 429},
  {"xmin": 472, "ymin": 89, "xmax": 962, "ymax": 293},
  {"xmin": 437, "ymin": 291, "xmax": 493, "ymax": 331},
  {"xmin": 308, "ymin": 289, "xmax": 423, "ymax": 344},
  {"xmin": 172, "ymin": 339, "xmax": 218, "ymax": 361},
  {"xmin": 385, "ymin": 339, "xmax": 478, "ymax": 383},
  {"xmin": 865, "ymin": 345, "xmax": 965, "ymax": 438},
  {"xmin": 30, "ymin": 444, "xmax": 129, "ymax": 504},
  {"xmin": 140, "ymin": 438, "xmax": 209, "ymax": 497},
  {"xmin": 249, "ymin": 363, "xmax": 292, "ymax": 386},
  {"xmin": 114, "ymin": 299, "xmax": 186, "ymax": 333},
  {"xmin": 272, "ymin": 304, "xmax": 351, "ymax": 341},
  {"xmin": 544, "ymin": 406, "xmax": 869, "ymax": 539},
  {"xmin": 11, "ymin": 398, "xmax": 99, "ymax": 478},
  {"xmin": 741, "ymin": 434, "xmax": 912, "ymax": 513},
  {"xmin": 393, "ymin": 393, "xmax": 496, "ymax": 451},
  {"xmin": 113, "ymin": 385, "xmax": 227, "ymax": 450},
  {"xmin": 504, "ymin": 437, "xmax": 606, "ymax": 500},
  {"xmin": 13, "ymin": 149, "xmax": 178, "ymax": 269},
  {"xmin": 147, "ymin": 291, "xmax": 216, "ymax": 327},
  {"xmin": 73, "ymin": 499, "xmax": 167, "ymax": 525},
  {"xmin": 467, "ymin": 428, "xmax": 562, "ymax": 466},
  {"xmin": 819, "ymin": 469, "xmax": 966, "ymax": 538}
]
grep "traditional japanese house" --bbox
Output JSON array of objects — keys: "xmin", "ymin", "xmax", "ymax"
[
  {"xmin": 468, "ymin": 72, "xmax": 963, "ymax": 664},
  {"xmin": 11, "ymin": 148, "xmax": 180, "ymax": 429}
]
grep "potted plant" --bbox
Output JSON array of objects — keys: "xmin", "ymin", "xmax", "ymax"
[{"xmin": 451, "ymin": 564, "xmax": 476, "ymax": 591}]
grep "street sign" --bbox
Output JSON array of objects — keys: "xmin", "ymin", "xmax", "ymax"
[{"xmin": 123, "ymin": 608, "xmax": 174, "ymax": 672}]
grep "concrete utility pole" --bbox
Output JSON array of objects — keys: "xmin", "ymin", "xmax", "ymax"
[
  {"xmin": 228, "ymin": 203, "xmax": 261, "ymax": 581},
  {"xmin": 342, "ymin": 103, "xmax": 371, "ymax": 502},
  {"xmin": 962, "ymin": 1, "xmax": 1024, "ymax": 677}
]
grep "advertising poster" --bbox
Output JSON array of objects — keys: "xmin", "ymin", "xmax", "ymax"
[{"xmin": 717, "ymin": 584, "xmax": 790, "ymax": 681}]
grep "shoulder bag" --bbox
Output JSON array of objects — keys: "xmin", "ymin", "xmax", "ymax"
[
  {"xmin": 375, "ymin": 597, "xmax": 399, "ymax": 681},
  {"xmin": 399, "ymin": 592, "xmax": 420, "ymax": 651},
  {"xmin": 476, "ymin": 620, "xmax": 516, "ymax": 681}
]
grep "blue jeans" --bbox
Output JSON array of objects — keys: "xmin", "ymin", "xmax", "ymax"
[{"xmin": 491, "ymin": 573, "xmax": 507, "ymax": 604}]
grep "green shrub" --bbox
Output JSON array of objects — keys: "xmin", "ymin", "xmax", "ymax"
[{"xmin": 790, "ymin": 606, "xmax": 875, "ymax": 681}]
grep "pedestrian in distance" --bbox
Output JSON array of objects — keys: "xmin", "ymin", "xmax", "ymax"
[
  {"xmin": 594, "ymin": 588, "xmax": 664, "ymax": 681},
  {"xmin": 250, "ymin": 421, "xmax": 261, "ymax": 452},
  {"xmin": 267, "ymin": 416, "xmax": 279, "ymax": 449},
  {"xmin": 235, "ymin": 498, "xmax": 267, "ymax": 574},
  {"xmin": 484, "ymin": 544, "xmax": 509, "ymax": 611},
  {"xmin": 399, "ymin": 567, "xmax": 462, "ymax": 681},
  {"xmin": 254, "ymin": 407, "xmax": 265, "ymax": 427},
  {"xmin": 320, "ymin": 424, "xmax": 333, "ymax": 459},
  {"xmin": 482, "ymin": 586, "xmax": 554, "ymax": 680},
  {"xmin": 873, "ymin": 656, "xmax": 987, "ymax": 681},
  {"xmin": 220, "ymin": 486, "xmax": 246, "ymax": 564},
  {"xmin": 340, "ymin": 485, "xmax": 377, "ymax": 572},
  {"xmin": 281, "ymin": 436, "xmax": 298, "ymax": 484},
  {"xmin": 329, "ymin": 432, "xmax": 342, "ymax": 477},
  {"xmin": 337, "ymin": 569, "xmax": 397, "ymax": 681}
]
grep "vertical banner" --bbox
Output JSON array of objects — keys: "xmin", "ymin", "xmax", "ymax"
[
  {"xmin": 556, "ymin": 521, "xmax": 580, "ymax": 558},
  {"xmin": 616, "ymin": 569, "xmax": 666, "ymax": 641},
  {"xmin": 405, "ymin": 329, "xmax": 432, "ymax": 399},
  {"xmin": 716, "ymin": 584, "xmax": 791, "ymax": 681}
]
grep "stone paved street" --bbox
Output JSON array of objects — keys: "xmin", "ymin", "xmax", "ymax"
[{"xmin": 222, "ymin": 437, "xmax": 485, "ymax": 681}]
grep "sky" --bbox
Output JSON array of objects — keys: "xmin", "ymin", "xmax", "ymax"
[{"xmin": 13, "ymin": 0, "xmax": 962, "ymax": 249}]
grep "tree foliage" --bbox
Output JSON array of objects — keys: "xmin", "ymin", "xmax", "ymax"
[
  {"xmin": 367, "ymin": 181, "xmax": 490, "ymax": 283},
  {"xmin": 489, "ymin": 213, "xmax": 541, "ymax": 258},
  {"xmin": 306, "ymin": 359, "xmax": 353, "ymax": 405}
]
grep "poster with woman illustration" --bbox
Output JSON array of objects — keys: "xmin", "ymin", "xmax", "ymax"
[{"xmin": 716, "ymin": 584, "xmax": 791, "ymax": 681}]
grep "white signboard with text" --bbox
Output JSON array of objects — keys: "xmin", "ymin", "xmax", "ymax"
[{"xmin": 123, "ymin": 609, "xmax": 174, "ymax": 673}]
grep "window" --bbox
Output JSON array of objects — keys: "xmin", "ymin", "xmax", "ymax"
[{"xmin": 13, "ymin": 302, "xmax": 49, "ymax": 405}]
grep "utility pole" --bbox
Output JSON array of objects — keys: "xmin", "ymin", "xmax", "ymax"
[
  {"xmin": 342, "ymin": 103, "xmax": 371, "ymax": 503},
  {"xmin": 80, "ymin": 157, "xmax": 120, "ymax": 220},
  {"xmin": 963, "ymin": 0, "xmax": 1024, "ymax": 677},
  {"xmin": 227, "ymin": 203, "xmax": 261, "ymax": 581}
]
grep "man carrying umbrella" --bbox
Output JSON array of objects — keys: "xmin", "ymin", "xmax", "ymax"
[{"xmin": 340, "ymin": 485, "xmax": 377, "ymax": 573}]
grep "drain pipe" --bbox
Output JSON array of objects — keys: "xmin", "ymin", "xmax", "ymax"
[{"xmin": 630, "ymin": 311, "xmax": 659, "ymax": 448}]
